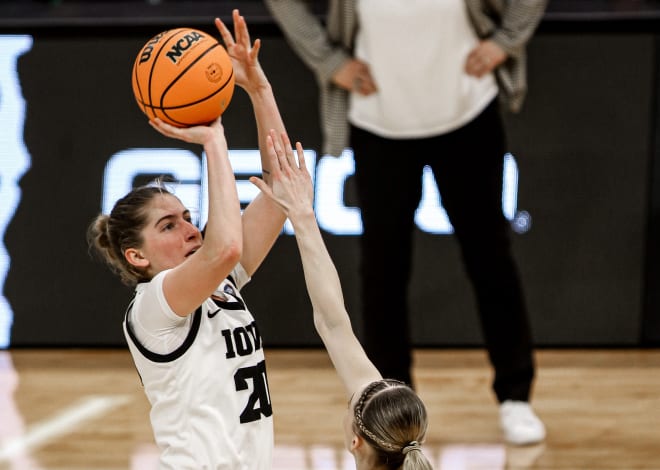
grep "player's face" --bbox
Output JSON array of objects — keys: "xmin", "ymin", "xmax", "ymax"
[{"xmin": 138, "ymin": 194, "xmax": 202, "ymax": 275}]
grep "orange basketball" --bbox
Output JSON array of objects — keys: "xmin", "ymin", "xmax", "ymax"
[{"xmin": 132, "ymin": 28, "xmax": 235, "ymax": 127}]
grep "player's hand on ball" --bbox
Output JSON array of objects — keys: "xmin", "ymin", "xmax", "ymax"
[{"xmin": 149, "ymin": 117, "xmax": 225, "ymax": 147}]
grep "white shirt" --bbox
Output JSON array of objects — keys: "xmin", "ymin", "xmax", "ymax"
[{"xmin": 349, "ymin": 0, "xmax": 498, "ymax": 138}]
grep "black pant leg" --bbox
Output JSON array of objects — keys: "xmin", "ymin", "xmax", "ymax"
[
  {"xmin": 350, "ymin": 125, "xmax": 425, "ymax": 386},
  {"xmin": 428, "ymin": 101, "xmax": 535, "ymax": 402}
]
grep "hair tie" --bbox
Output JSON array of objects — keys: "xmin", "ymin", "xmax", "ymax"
[{"xmin": 402, "ymin": 441, "xmax": 420, "ymax": 455}]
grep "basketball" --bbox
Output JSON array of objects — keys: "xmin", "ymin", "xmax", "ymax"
[{"xmin": 132, "ymin": 28, "xmax": 235, "ymax": 127}]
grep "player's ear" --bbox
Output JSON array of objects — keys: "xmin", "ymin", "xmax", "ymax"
[
  {"xmin": 125, "ymin": 248, "xmax": 149, "ymax": 268},
  {"xmin": 350, "ymin": 434, "xmax": 363, "ymax": 452}
]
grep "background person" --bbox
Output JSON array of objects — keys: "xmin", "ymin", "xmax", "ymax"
[{"xmin": 265, "ymin": 0, "xmax": 547, "ymax": 445}]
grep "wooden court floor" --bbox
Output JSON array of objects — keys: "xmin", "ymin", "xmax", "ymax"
[{"xmin": 1, "ymin": 348, "xmax": 659, "ymax": 469}]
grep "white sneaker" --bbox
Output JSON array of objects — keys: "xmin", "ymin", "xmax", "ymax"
[{"xmin": 499, "ymin": 400, "xmax": 546, "ymax": 445}]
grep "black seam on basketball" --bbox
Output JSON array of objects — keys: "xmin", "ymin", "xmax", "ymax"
[
  {"xmin": 158, "ymin": 71, "xmax": 233, "ymax": 126},
  {"xmin": 132, "ymin": 58, "xmax": 146, "ymax": 116},
  {"xmin": 132, "ymin": 43, "xmax": 153, "ymax": 118},
  {"xmin": 158, "ymin": 43, "xmax": 232, "ymax": 109},
  {"xmin": 134, "ymin": 66, "xmax": 232, "ymax": 110},
  {"xmin": 134, "ymin": 68, "xmax": 155, "ymax": 119},
  {"xmin": 158, "ymin": 85, "xmax": 231, "ymax": 126},
  {"xmin": 146, "ymin": 29, "xmax": 185, "ymax": 114},
  {"xmin": 143, "ymin": 67, "xmax": 234, "ymax": 111},
  {"xmin": 159, "ymin": 54, "xmax": 234, "ymax": 126}
]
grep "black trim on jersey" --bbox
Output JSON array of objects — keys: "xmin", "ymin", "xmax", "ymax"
[
  {"xmin": 124, "ymin": 301, "xmax": 202, "ymax": 363},
  {"xmin": 211, "ymin": 295, "xmax": 246, "ymax": 311},
  {"xmin": 210, "ymin": 274, "xmax": 246, "ymax": 311}
]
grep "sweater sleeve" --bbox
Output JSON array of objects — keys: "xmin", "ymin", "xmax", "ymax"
[
  {"xmin": 490, "ymin": 0, "xmax": 548, "ymax": 58},
  {"xmin": 264, "ymin": 0, "xmax": 350, "ymax": 83}
]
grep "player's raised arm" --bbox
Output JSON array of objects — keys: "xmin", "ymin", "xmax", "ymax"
[
  {"xmin": 215, "ymin": 9, "xmax": 288, "ymax": 277},
  {"xmin": 250, "ymin": 132, "xmax": 381, "ymax": 397}
]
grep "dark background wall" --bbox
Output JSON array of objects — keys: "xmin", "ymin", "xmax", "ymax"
[{"xmin": 0, "ymin": 1, "xmax": 658, "ymax": 347}]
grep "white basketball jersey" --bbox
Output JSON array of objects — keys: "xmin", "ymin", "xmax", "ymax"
[{"xmin": 123, "ymin": 265, "xmax": 273, "ymax": 470}]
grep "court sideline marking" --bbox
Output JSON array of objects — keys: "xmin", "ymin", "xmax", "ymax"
[{"xmin": 0, "ymin": 394, "xmax": 131, "ymax": 461}]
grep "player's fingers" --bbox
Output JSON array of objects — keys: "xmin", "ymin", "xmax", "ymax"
[
  {"xmin": 250, "ymin": 39, "xmax": 261, "ymax": 62},
  {"xmin": 232, "ymin": 10, "xmax": 248, "ymax": 49},
  {"xmin": 295, "ymin": 142, "xmax": 308, "ymax": 174},
  {"xmin": 238, "ymin": 12, "xmax": 252, "ymax": 48},
  {"xmin": 149, "ymin": 118, "xmax": 178, "ymax": 137},
  {"xmin": 269, "ymin": 129, "xmax": 283, "ymax": 156},
  {"xmin": 280, "ymin": 132, "xmax": 297, "ymax": 168},
  {"xmin": 215, "ymin": 18, "xmax": 234, "ymax": 47},
  {"xmin": 269, "ymin": 130, "xmax": 290, "ymax": 174},
  {"xmin": 249, "ymin": 176, "xmax": 273, "ymax": 198},
  {"xmin": 265, "ymin": 134, "xmax": 283, "ymax": 175},
  {"xmin": 232, "ymin": 9, "xmax": 241, "ymax": 41}
]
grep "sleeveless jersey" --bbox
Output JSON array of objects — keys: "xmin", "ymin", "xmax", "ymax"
[{"xmin": 123, "ymin": 265, "xmax": 273, "ymax": 470}]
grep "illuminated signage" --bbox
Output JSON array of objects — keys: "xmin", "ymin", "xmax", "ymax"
[
  {"xmin": 0, "ymin": 35, "xmax": 33, "ymax": 348},
  {"xmin": 101, "ymin": 148, "xmax": 524, "ymax": 236},
  {"xmin": 0, "ymin": 36, "xmax": 526, "ymax": 348}
]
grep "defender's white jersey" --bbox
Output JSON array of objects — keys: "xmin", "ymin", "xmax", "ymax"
[{"xmin": 123, "ymin": 265, "xmax": 273, "ymax": 470}]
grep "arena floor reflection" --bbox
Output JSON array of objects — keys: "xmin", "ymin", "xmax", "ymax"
[{"xmin": 7, "ymin": 348, "xmax": 657, "ymax": 470}]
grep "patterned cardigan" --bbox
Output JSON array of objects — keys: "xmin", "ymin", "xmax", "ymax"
[{"xmin": 264, "ymin": 0, "xmax": 548, "ymax": 156}]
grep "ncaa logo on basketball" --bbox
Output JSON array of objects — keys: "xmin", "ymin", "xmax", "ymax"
[{"xmin": 166, "ymin": 31, "xmax": 204, "ymax": 64}]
